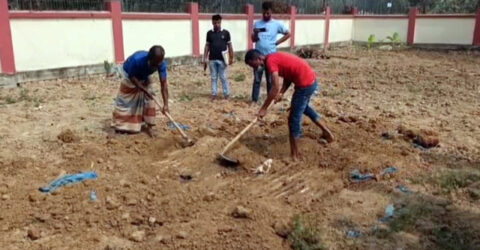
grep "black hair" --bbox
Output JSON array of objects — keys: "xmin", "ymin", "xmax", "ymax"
[
  {"xmin": 148, "ymin": 45, "xmax": 165, "ymax": 60},
  {"xmin": 262, "ymin": 1, "xmax": 273, "ymax": 11},
  {"xmin": 244, "ymin": 49, "xmax": 263, "ymax": 64},
  {"xmin": 212, "ymin": 14, "xmax": 222, "ymax": 21}
]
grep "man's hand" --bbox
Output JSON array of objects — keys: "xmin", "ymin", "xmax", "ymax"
[
  {"xmin": 162, "ymin": 105, "xmax": 169, "ymax": 115},
  {"xmin": 228, "ymin": 57, "xmax": 234, "ymax": 65},
  {"xmin": 274, "ymin": 93, "xmax": 284, "ymax": 103},
  {"xmin": 257, "ymin": 108, "xmax": 267, "ymax": 119}
]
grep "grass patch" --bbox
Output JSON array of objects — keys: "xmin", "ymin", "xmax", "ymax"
[
  {"xmin": 288, "ymin": 214, "xmax": 326, "ymax": 250},
  {"xmin": 389, "ymin": 202, "xmax": 432, "ymax": 232},
  {"xmin": 179, "ymin": 92, "xmax": 194, "ymax": 102},
  {"xmin": 415, "ymin": 168, "xmax": 480, "ymax": 194},
  {"xmin": 434, "ymin": 226, "xmax": 478, "ymax": 250},
  {"xmin": 233, "ymin": 73, "xmax": 246, "ymax": 82},
  {"xmin": 232, "ymin": 94, "xmax": 249, "ymax": 101},
  {"xmin": 193, "ymin": 79, "xmax": 205, "ymax": 87},
  {"xmin": 321, "ymin": 88, "xmax": 344, "ymax": 97},
  {"xmin": 407, "ymin": 83, "xmax": 423, "ymax": 94},
  {"xmin": 1, "ymin": 89, "xmax": 43, "ymax": 106},
  {"xmin": 83, "ymin": 91, "xmax": 97, "ymax": 101},
  {"xmin": 5, "ymin": 96, "xmax": 17, "ymax": 104}
]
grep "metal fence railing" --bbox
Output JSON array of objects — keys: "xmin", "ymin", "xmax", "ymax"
[
  {"xmin": 8, "ymin": 0, "xmax": 104, "ymax": 11},
  {"xmin": 7, "ymin": 0, "xmax": 480, "ymax": 14}
]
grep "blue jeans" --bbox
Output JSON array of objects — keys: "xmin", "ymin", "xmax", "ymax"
[
  {"xmin": 289, "ymin": 81, "xmax": 321, "ymax": 139},
  {"xmin": 209, "ymin": 60, "xmax": 230, "ymax": 97},
  {"xmin": 251, "ymin": 66, "xmax": 272, "ymax": 102}
]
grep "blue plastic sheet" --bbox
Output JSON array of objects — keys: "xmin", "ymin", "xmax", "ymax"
[
  {"xmin": 39, "ymin": 171, "xmax": 98, "ymax": 193},
  {"xmin": 396, "ymin": 185, "xmax": 411, "ymax": 194},
  {"xmin": 168, "ymin": 121, "xmax": 190, "ymax": 131},
  {"xmin": 350, "ymin": 166, "xmax": 398, "ymax": 182},
  {"xmin": 90, "ymin": 190, "xmax": 97, "ymax": 201},
  {"xmin": 349, "ymin": 170, "xmax": 375, "ymax": 182},
  {"xmin": 380, "ymin": 204, "xmax": 395, "ymax": 222},
  {"xmin": 346, "ymin": 230, "xmax": 361, "ymax": 238}
]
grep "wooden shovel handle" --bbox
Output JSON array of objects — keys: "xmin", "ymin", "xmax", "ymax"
[
  {"xmin": 151, "ymin": 97, "xmax": 191, "ymax": 141},
  {"xmin": 220, "ymin": 117, "xmax": 258, "ymax": 155}
]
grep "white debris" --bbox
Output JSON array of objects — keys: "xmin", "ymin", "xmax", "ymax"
[{"xmin": 253, "ymin": 159, "xmax": 273, "ymax": 175}]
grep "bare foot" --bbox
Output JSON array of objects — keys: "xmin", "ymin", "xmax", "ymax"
[
  {"xmin": 211, "ymin": 95, "xmax": 217, "ymax": 102},
  {"xmin": 144, "ymin": 126, "xmax": 154, "ymax": 138},
  {"xmin": 291, "ymin": 152, "xmax": 304, "ymax": 162},
  {"xmin": 106, "ymin": 130, "xmax": 116, "ymax": 139}
]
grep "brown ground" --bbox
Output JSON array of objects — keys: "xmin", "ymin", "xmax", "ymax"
[{"xmin": 0, "ymin": 47, "xmax": 479, "ymax": 250}]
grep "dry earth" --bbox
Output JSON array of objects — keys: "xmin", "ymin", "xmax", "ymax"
[{"xmin": 0, "ymin": 47, "xmax": 479, "ymax": 250}]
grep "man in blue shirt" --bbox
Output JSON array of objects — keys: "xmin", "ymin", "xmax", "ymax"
[
  {"xmin": 112, "ymin": 45, "xmax": 169, "ymax": 137},
  {"xmin": 251, "ymin": 1, "xmax": 290, "ymax": 104}
]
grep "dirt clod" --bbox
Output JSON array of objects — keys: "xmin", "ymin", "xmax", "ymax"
[
  {"xmin": 176, "ymin": 231, "xmax": 188, "ymax": 239},
  {"xmin": 273, "ymin": 221, "xmax": 292, "ymax": 238},
  {"xmin": 57, "ymin": 129, "xmax": 79, "ymax": 143},
  {"xmin": 27, "ymin": 228, "xmax": 42, "ymax": 240},
  {"xmin": 231, "ymin": 205, "xmax": 252, "ymax": 219},
  {"xmin": 105, "ymin": 196, "xmax": 120, "ymax": 210},
  {"xmin": 129, "ymin": 230, "xmax": 146, "ymax": 242}
]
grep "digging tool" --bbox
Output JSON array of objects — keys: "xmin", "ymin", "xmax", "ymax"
[
  {"xmin": 218, "ymin": 116, "xmax": 259, "ymax": 166},
  {"xmin": 151, "ymin": 96, "xmax": 195, "ymax": 147},
  {"xmin": 218, "ymin": 100, "xmax": 277, "ymax": 166}
]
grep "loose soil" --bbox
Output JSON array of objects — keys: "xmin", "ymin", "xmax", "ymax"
[{"xmin": 0, "ymin": 47, "xmax": 479, "ymax": 249}]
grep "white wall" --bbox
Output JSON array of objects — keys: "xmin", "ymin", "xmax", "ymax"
[
  {"xmin": 123, "ymin": 20, "xmax": 192, "ymax": 58},
  {"xmin": 415, "ymin": 18, "xmax": 475, "ymax": 45},
  {"xmin": 330, "ymin": 19, "xmax": 354, "ymax": 43},
  {"xmin": 10, "ymin": 19, "xmax": 114, "ymax": 71},
  {"xmin": 199, "ymin": 20, "xmax": 248, "ymax": 54},
  {"xmin": 295, "ymin": 19, "xmax": 325, "ymax": 46},
  {"xmin": 353, "ymin": 18, "xmax": 408, "ymax": 42}
]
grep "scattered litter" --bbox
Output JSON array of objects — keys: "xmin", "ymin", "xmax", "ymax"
[
  {"xmin": 381, "ymin": 167, "xmax": 398, "ymax": 175},
  {"xmin": 350, "ymin": 169, "xmax": 375, "ymax": 182},
  {"xmin": 253, "ymin": 159, "xmax": 273, "ymax": 175},
  {"xmin": 381, "ymin": 132, "xmax": 393, "ymax": 140},
  {"xmin": 380, "ymin": 204, "xmax": 395, "ymax": 222},
  {"xmin": 396, "ymin": 185, "xmax": 411, "ymax": 194},
  {"xmin": 90, "ymin": 190, "xmax": 97, "ymax": 201},
  {"xmin": 180, "ymin": 174, "xmax": 192, "ymax": 182},
  {"xmin": 413, "ymin": 135, "xmax": 439, "ymax": 149},
  {"xmin": 39, "ymin": 171, "xmax": 98, "ymax": 193},
  {"xmin": 346, "ymin": 229, "xmax": 361, "ymax": 238},
  {"xmin": 350, "ymin": 166, "xmax": 398, "ymax": 182},
  {"xmin": 168, "ymin": 121, "xmax": 190, "ymax": 131}
]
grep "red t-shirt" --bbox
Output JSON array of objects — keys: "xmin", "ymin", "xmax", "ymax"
[{"xmin": 266, "ymin": 52, "xmax": 316, "ymax": 88}]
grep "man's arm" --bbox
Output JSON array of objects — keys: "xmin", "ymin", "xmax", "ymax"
[
  {"xmin": 276, "ymin": 31, "xmax": 290, "ymax": 46},
  {"xmin": 203, "ymin": 43, "xmax": 210, "ymax": 70},
  {"xmin": 258, "ymin": 72, "xmax": 281, "ymax": 118},
  {"xmin": 252, "ymin": 30, "xmax": 260, "ymax": 42},
  {"xmin": 275, "ymin": 79, "xmax": 292, "ymax": 103},
  {"xmin": 227, "ymin": 43, "xmax": 234, "ymax": 65},
  {"xmin": 159, "ymin": 73, "xmax": 169, "ymax": 114}
]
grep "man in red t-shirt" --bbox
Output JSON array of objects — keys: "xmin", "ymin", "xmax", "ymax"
[{"xmin": 244, "ymin": 49, "xmax": 334, "ymax": 160}]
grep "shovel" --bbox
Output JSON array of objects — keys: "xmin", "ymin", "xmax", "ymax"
[
  {"xmin": 218, "ymin": 117, "xmax": 259, "ymax": 166},
  {"xmin": 151, "ymin": 96, "xmax": 195, "ymax": 147}
]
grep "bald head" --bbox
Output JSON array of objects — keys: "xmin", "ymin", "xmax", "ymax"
[{"xmin": 148, "ymin": 45, "xmax": 165, "ymax": 68}]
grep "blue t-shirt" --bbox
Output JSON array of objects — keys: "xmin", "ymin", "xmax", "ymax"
[
  {"xmin": 254, "ymin": 19, "xmax": 289, "ymax": 55},
  {"xmin": 123, "ymin": 51, "xmax": 167, "ymax": 82}
]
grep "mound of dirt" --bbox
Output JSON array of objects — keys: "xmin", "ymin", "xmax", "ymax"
[{"xmin": 57, "ymin": 129, "xmax": 79, "ymax": 143}]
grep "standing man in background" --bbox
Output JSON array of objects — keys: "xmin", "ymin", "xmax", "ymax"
[
  {"xmin": 203, "ymin": 14, "xmax": 234, "ymax": 101},
  {"xmin": 251, "ymin": 1, "xmax": 290, "ymax": 105}
]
